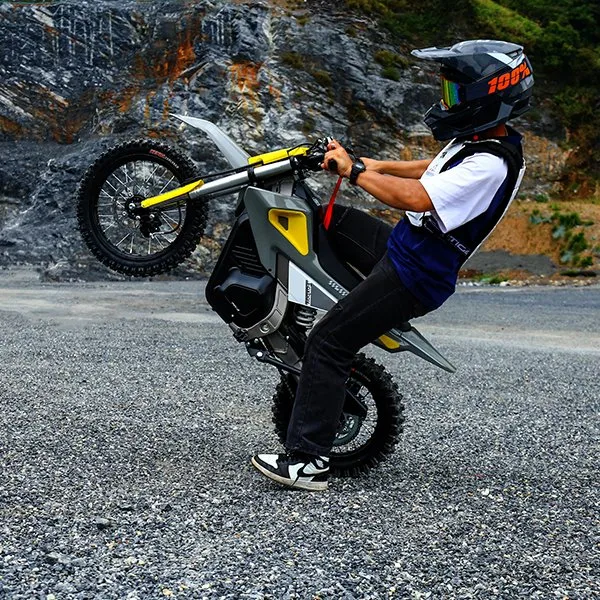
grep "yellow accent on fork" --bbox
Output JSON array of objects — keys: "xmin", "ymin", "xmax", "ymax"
[{"xmin": 140, "ymin": 179, "xmax": 204, "ymax": 209}]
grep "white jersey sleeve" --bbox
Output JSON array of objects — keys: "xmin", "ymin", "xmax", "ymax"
[{"xmin": 410, "ymin": 151, "xmax": 508, "ymax": 233}]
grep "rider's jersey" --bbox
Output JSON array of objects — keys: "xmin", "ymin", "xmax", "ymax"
[{"xmin": 387, "ymin": 130, "xmax": 524, "ymax": 311}]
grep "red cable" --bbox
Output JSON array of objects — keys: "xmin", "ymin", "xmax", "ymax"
[{"xmin": 323, "ymin": 176, "xmax": 343, "ymax": 230}]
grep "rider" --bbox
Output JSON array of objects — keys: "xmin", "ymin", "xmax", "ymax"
[{"xmin": 252, "ymin": 40, "xmax": 534, "ymax": 490}]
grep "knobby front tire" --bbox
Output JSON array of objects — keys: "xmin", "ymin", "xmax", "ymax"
[{"xmin": 77, "ymin": 140, "xmax": 207, "ymax": 277}]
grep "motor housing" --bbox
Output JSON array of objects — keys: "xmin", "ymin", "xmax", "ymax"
[{"xmin": 206, "ymin": 212, "xmax": 276, "ymax": 328}]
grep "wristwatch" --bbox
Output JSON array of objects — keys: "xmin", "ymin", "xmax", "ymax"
[{"xmin": 349, "ymin": 159, "xmax": 366, "ymax": 185}]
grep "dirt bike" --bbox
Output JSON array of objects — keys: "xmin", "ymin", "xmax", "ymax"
[{"xmin": 77, "ymin": 115, "xmax": 455, "ymax": 477}]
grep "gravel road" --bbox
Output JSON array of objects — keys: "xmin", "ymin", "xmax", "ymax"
[{"xmin": 1, "ymin": 270, "xmax": 598, "ymax": 599}]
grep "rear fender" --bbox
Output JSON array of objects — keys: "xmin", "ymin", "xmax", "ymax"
[{"xmin": 375, "ymin": 327, "xmax": 456, "ymax": 373}]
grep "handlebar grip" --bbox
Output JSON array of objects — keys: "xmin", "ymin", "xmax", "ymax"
[{"xmin": 327, "ymin": 158, "xmax": 338, "ymax": 173}]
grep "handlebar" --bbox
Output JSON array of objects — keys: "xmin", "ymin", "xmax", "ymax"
[{"xmin": 292, "ymin": 137, "xmax": 340, "ymax": 174}]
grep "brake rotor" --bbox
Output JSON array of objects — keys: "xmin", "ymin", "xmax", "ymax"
[{"xmin": 334, "ymin": 412, "xmax": 363, "ymax": 446}]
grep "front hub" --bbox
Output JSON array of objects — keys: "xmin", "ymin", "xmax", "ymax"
[{"xmin": 125, "ymin": 195, "xmax": 161, "ymax": 238}]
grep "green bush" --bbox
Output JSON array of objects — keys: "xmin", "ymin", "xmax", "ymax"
[
  {"xmin": 536, "ymin": 208, "xmax": 594, "ymax": 265},
  {"xmin": 471, "ymin": 0, "xmax": 542, "ymax": 46},
  {"xmin": 312, "ymin": 70, "xmax": 333, "ymax": 89},
  {"xmin": 374, "ymin": 49, "xmax": 409, "ymax": 69},
  {"xmin": 381, "ymin": 66, "xmax": 401, "ymax": 81},
  {"xmin": 281, "ymin": 52, "xmax": 304, "ymax": 70}
]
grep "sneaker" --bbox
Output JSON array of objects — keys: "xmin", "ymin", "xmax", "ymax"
[{"xmin": 251, "ymin": 451, "xmax": 330, "ymax": 491}]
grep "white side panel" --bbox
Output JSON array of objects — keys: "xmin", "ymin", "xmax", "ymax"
[{"xmin": 288, "ymin": 263, "xmax": 337, "ymax": 310}]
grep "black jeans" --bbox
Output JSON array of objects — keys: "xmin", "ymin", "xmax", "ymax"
[{"xmin": 286, "ymin": 206, "xmax": 428, "ymax": 456}]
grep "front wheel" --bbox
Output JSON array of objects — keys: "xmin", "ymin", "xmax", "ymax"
[
  {"xmin": 77, "ymin": 140, "xmax": 208, "ymax": 277},
  {"xmin": 271, "ymin": 353, "xmax": 405, "ymax": 477}
]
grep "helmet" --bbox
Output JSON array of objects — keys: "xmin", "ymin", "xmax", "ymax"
[{"xmin": 412, "ymin": 40, "xmax": 534, "ymax": 141}]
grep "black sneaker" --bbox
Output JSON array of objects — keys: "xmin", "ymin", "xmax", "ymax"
[{"xmin": 251, "ymin": 451, "xmax": 330, "ymax": 491}]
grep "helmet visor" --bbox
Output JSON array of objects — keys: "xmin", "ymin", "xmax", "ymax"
[{"xmin": 441, "ymin": 76, "xmax": 462, "ymax": 109}]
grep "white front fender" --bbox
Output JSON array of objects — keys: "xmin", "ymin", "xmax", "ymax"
[{"xmin": 171, "ymin": 114, "xmax": 250, "ymax": 169}]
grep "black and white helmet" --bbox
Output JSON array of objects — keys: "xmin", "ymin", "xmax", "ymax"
[{"xmin": 412, "ymin": 40, "xmax": 534, "ymax": 141}]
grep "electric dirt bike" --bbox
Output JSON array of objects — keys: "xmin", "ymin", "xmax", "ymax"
[{"xmin": 77, "ymin": 115, "xmax": 455, "ymax": 477}]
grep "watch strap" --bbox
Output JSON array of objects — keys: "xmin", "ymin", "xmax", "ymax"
[{"xmin": 349, "ymin": 159, "xmax": 366, "ymax": 185}]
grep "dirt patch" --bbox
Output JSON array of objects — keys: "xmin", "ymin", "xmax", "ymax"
[
  {"xmin": 474, "ymin": 200, "xmax": 600, "ymax": 278},
  {"xmin": 485, "ymin": 200, "xmax": 600, "ymax": 256}
]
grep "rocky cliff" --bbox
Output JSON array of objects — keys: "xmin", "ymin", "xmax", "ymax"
[{"xmin": 0, "ymin": 0, "xmax": 568, "ymax": 280}]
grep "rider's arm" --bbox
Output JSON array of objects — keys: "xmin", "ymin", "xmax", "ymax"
[
  {"xmin": 323, "ymin": 141, "xmax": 433, "ymax": 212},
  {"xmin": 362, "ymin": 158, "xmax": 432, "ymax": 179},
  {"xmin": 353, "ymin": 171, "xmax": 434, "ymax": 212}
]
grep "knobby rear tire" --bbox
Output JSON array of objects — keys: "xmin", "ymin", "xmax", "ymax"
[
  {"xmin": 271, "ymin": 353, "xmax": 405, "ymax": 477},
  {"xmin": 77, "ymin": 139, "xmax": 207, "ymax": 277}
]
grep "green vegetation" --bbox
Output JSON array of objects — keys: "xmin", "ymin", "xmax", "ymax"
[
  {"xmin": 281, "ymin": 52, "xmax": 333, "ymax": 92},
  {"xmin": 281, "ymin": 52, "xmax": 304, "ymax": 70},
  {"xmin": 341, "ymin": 0, "xmax": 600, "ymax": 193},
  {"xmin": 529, "ymin": 207, "xmax": 595, "ymax": 267},
  {"xmin": 312, "ymin": 69, "xmax": 333, "ymax": 89},
  {"xmin": 375, "ymin": 49, "xmax": 409, "ymax": 81},
  {"xmin": 476, "ymin": 273, "xmax": 510, "ymax": 284},
  {"xmin": 471, "ymin": 0, "xmax": 542, "ymax": 46}
]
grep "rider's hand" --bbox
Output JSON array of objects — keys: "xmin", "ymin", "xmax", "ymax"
[{"xmin": 322, "ymin": 139, "xmax": 352, "ymax": 178}]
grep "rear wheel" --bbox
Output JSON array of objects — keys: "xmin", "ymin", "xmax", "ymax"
[
  {"xmin": 77, "ymin": 140, "xmax": 207, "ymax": 276},
  {"xmin": 271, "ymin": 353, "xmax": 404, "ymax": 477}
]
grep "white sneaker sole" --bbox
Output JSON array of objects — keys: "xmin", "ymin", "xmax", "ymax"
[{"xmin": 251, "ymin": 457, "xmax": 328, "ymax": 491}]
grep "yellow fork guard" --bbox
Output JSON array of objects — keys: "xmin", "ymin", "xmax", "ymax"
[{"xmin": 140, "ymin": 179, "xmax": 204, "ymax": 209}]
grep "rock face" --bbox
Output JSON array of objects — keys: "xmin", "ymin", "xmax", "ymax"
[{"xmin": 0, "ymin": 0, "xmax": 566, "ymax": 280}]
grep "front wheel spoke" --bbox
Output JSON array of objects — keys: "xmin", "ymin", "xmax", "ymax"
[
  {"xmin": 160, "ymin": 211, "xmax": 182, "ymax": 228},
  {"xmin": 151, "ymin": 234, "xmax": 168, "ymax": 249},
  {"xmin": 157, "ymin": 175, "xmax": 176, "ymax": 195},
  {"xmin": 111, "ymin": 170, "xmax": 129, "ymax": 190},
  {"xmin": 115, "ymin": 232, "xmax": 134, "ymax": 249},
  {"xmin": 142, "ymin": 164, "xmax": 161, "ymax": 187},
  {"xmin": 98, "ymin": 201, "xmax": 126, "ymax": 212},
  {"xmin": 104, "ymin": 178, "xmax": 122, "ymax": 194},
  {"xmin": 133, "ymin": 162, "xmax": 139, "ymax": 195}
]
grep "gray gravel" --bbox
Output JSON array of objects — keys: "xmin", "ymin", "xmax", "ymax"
[{"xmin": 0, "ymin": 270, "xmax": 598, "ymax": 599}]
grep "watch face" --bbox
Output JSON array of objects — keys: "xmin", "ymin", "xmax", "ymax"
[{"xmin": 350, "ymin": 161, "xmax": 366, "ymax": 184}]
